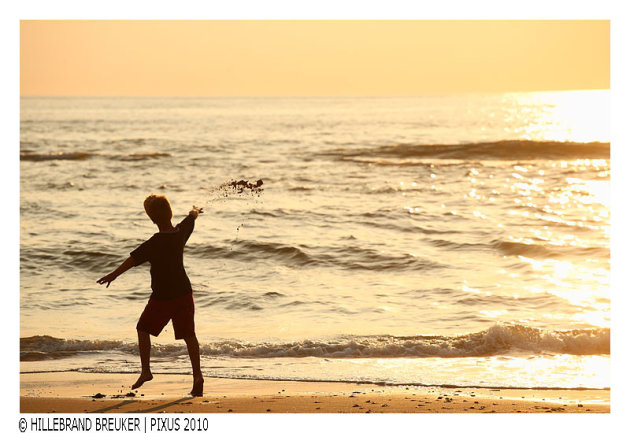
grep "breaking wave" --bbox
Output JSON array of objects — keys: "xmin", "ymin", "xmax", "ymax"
[{"xmin": 21, "ymin": 325, "xmax": 610, "ymax": 361}]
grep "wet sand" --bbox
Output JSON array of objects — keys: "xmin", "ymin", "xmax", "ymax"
[{"xmin": 20, "ymin": 372, "xmax": 609, "ymax": 413}]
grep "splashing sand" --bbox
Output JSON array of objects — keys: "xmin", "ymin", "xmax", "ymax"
[
  {"xmin": 203, "ymin": 179, "xmax": 264, "ymax": 204},
  {"xmin": 198, "ymin": 179, "xmax": 264, "ymax": 244}
]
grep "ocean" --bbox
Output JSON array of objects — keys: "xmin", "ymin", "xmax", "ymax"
[{"xmin": 20, "ymin": 91, "xmax": 610, "ymax": 390}]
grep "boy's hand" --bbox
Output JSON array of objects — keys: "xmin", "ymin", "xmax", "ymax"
[
  {"xmin": 96, "ymin": 256, "xmax": 135, "ymax": 288},
  {"xmin": 190, "ymin": 206, "xmax": 203, "ymax": 219},
  {"xmin": 96, "ymin": 273, "xmax": 116, "ymax": 288}
]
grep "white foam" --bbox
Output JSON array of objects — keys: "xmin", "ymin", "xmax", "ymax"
[{"xmin": 21, "ymin": 325, "xmax": 610, "ymax": 361}]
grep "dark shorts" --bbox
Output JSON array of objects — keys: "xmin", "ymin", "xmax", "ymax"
[{"xmin": 136, "ymin": 292, "xmax": 195, "ymax": 340}]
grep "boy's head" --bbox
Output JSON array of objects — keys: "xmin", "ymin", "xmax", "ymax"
[{"xmin": 143, "ymin": 194, "xmax": 173, "ymax": 225}]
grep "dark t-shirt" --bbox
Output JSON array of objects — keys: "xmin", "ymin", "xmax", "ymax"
[{"xmin": 130, "ymin": 214, "xmax": 195, "ymax": 300}]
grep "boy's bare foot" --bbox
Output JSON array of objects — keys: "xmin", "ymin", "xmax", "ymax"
[
  {"xmin": 190, "ymin": 376, "xmax": 204, "ymax": 397},
  {"xmin": 132, "ymin": 372, "xmax": 153, "ymax": 390}
]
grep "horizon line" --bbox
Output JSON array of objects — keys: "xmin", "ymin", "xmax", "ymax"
[{"xmin": 20, "ymin": 88, "xmax": 610, "ymax": 98}]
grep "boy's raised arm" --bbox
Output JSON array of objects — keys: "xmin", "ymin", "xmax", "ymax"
[
  {"xmin": 189, "ymin": 206, "xmax": 203, "ymax": 220},
  {"xmin": 96, "ymin": 255, "xmax": 137, "ymax": 288}
]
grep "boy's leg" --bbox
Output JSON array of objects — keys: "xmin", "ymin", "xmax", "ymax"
[
  {"xmin": 173, "ymin": 293, "xmax": 202, "ymax": 395},
  {"xmin": 134, "ymin": 296, "xmax": 171, "ymax": 389},
  {"xmin": 184, "ymin": 335, "xmax": 203, "ymax": 396},
  {"xmin": 132, "ymin": 330, "xmax": 154, "ymax": 389}
]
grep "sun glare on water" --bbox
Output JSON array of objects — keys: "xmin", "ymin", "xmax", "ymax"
[{"xmin": 512, "ymin": 90, "xmax": 609, "ymax": 143}]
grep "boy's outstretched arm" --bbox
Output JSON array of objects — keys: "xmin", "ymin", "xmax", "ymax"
[{"xmin": 97, "ymin": 256, "xmax": 137, "ymax": 288}]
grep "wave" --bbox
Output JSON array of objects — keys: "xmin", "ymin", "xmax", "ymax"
[
  {"xmin": 113, "ymin": 152, "xmax": 172, "ymax": 161},
  {"xmin": 322, "ymin": 140, "xmax": 610, "ymax": 162},
  {"xmin": 25, "ymin": 238, "xmax": 438, "ymax": 275},
  {"xmin": 20, "ymin": 151, "xmax": 93, "ymax": 161},
  {"xmin": 190, "ymin": 241, "xmax": 314, "ymax": 267},
  {"xmin": 492, "ymin": 240, "xmax": 610, "ymax": 259},
  {"xmin": 249, "ymin": 209, "xmax": 293, "ymax": 218},
  {"xmin": 21, "ymin": 246, "xmax": 127, "ymax": 273},
  {"xmin": 422, "ymin": 237, "xmax": 609, "ymax": 259},
  {"xmin": 429, "ymin": 239, "xmax": 487, "ymax": 251},
  {"xmin": 20, "ymin": 151, "xmax": 171, "ymax": 162},
  {"xmin": 418, "ymin": 237, "xmax": 609, "ymax": 260},
  {"xmin": 188, "ymin": 240, "xmax": 444, "ymax": 272},
  {"xmin": 20, "ymin": 325, "xmax": 610, "ymax": 362},
  {"xmin": 22, "ymin": 237, "xmax": 608, "ymax": 276}
]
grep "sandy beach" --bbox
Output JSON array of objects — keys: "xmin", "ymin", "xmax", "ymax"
[{"xmin": 20, "ymin": 372, "xmax": 609, "ymax": 414}]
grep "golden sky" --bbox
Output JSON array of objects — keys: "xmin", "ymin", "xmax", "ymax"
[{"xmin": 20, "ymin": 20, "xmax": 609, "ymax": 96}]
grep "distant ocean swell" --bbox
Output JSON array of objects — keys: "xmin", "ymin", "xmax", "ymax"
[
  {"xmin": 19, "ymin": 140, "xmax": 610, "ymax": 163},
  {"xmin": 20, "ymin": 151, "xmax": 171, "ymax": 162},
  {"xmin": 321, "ymin": 140, "xmax": 610, "ymax": 162},
  {"xmin": 21, "ymin": 325, "xmax": 610, "ymax": 361}
]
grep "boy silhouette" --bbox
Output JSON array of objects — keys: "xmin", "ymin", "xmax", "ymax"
[{"xmin": 97, "ymin": 194, "xmax": 204, "ymax": 396}]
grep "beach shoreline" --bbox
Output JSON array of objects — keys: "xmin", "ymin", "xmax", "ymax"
[{"xmin": 20, "ymin": 372, "xmax": 609, "ymax": 414}]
